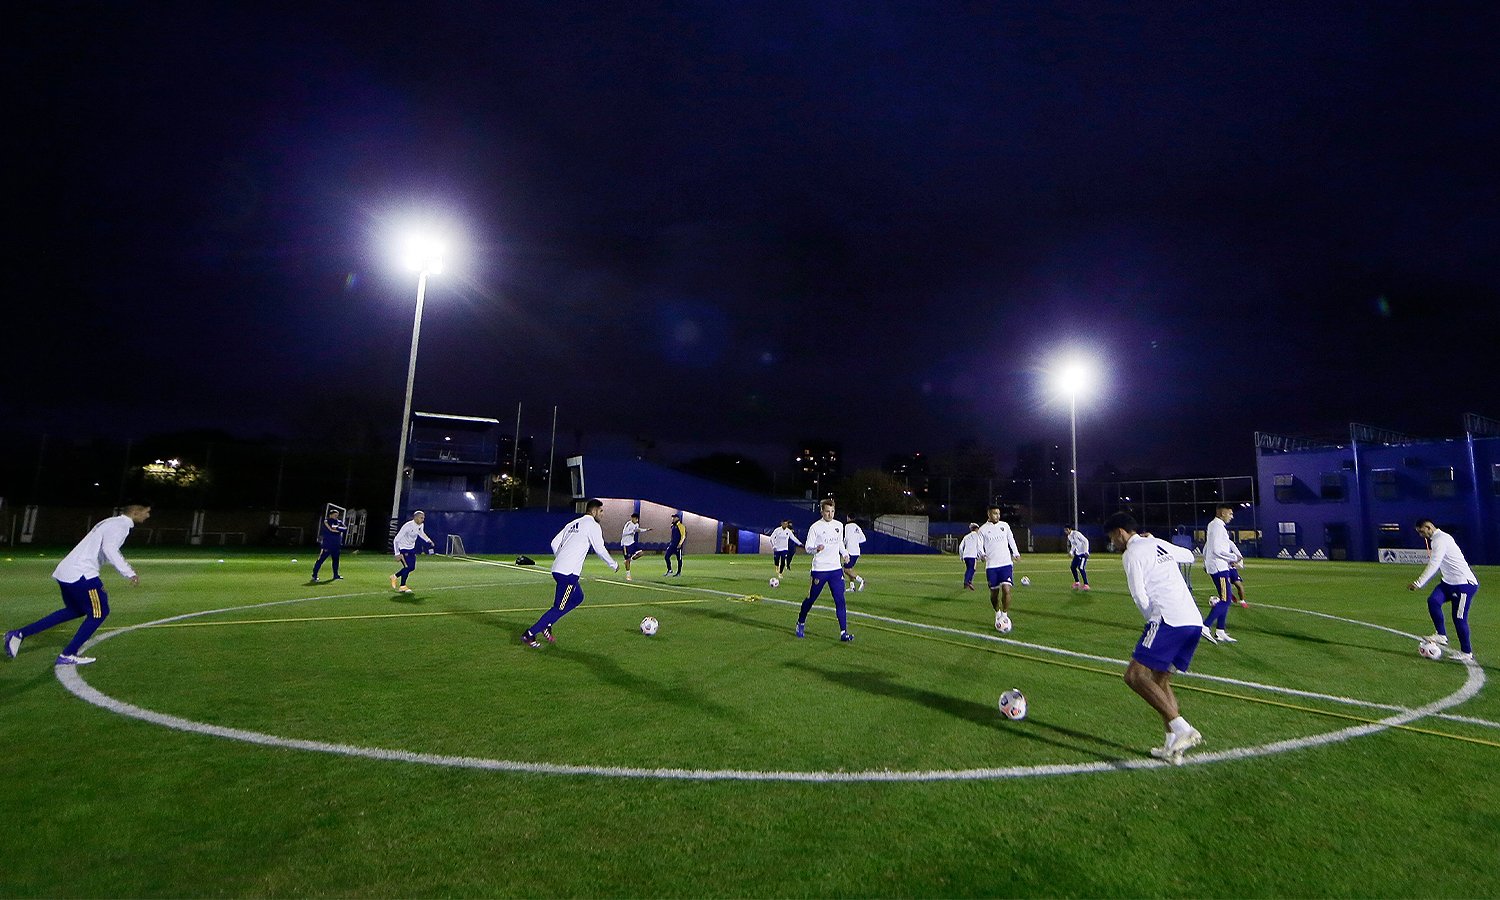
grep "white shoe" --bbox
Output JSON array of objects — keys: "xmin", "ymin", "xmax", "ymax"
[
  {"xmin": 1215, "ymin": 630, "xmax": 1238, "ymax": 644},
  {"xmin": 1151, "ymin": 727, "xmax": 1203, "ymax": 765},
  {"xmin": 1200, "ymin": 626, "xmax": 1218, "ymax": 644},
  {"xmin": 625, "ymin": 572, "xmax": 633, "ymax": 581},
  {"xmin": 855, "ymin": 576, "xmax": 865, "ymax": 592},
  {"xmin": 1447, "ymin": 650, "xmax": 1474, "ymax": 662},
  {"xmin": 55, "ymin": 654, "xmax": 97, "ymax": 666},
  {"xmin": 398, "ymin": 586, "xmax": 414, "ymax": 594},
  {"xmin": 1426, "ymin": 633, "xmax": 1450, "ymax": 645}
]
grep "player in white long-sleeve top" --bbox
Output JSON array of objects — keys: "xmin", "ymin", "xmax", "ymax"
[
  {"xmin": 978, "ymin": 506, "xmax": 1021, "ymax": 630},
  {"xmin": 770, "ymin": 519, "xmax": 802, "ymax": 579},
  {"xmin": 1408, "ymin": 519, "xmax": 1479, "ymax": 661},
  {"xmin": 391, "ymin": 511, "xmax": 435, "ymax": 593},
  {"xmin": 620, "ymin": 514, "xmax": 651, "ymax": 581},
  {"xmin": 1065, "ymin": 524, "xmax": 1091, "ymax": 591},
  {"xmin": 1202, "ymin": 505, "xmax": 1246, "ymax": 644},
  {"xmin": 6, "ymin": 504, "xmax": 151, "ymax": 666},
  {"xmin": 522, "ymin": 499, "xmax": 619, "ymax": 647},
  {"xmin": 1105, "ymin": 511, "xmax": 1205, "ymax": 765},
  {"xmin": 843, "ymin": 516, "xmax": 867, "ymax": 591},
  {"xmin": 958, "ymin": 523, "xmax": 982, "ymax": 590},
  {"xmin": 795, "ymin": 499, "xmax": 854, "ymax": 642}
]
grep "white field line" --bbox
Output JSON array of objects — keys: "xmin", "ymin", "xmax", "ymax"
[{"xmin": 54, "ymin": 580, "xmax": 1493, "ymax": 781}]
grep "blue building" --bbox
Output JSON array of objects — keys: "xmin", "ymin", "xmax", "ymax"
[{"xmin": 1254, "ymin": 416, "xmax": 1500, "ymax": 564}]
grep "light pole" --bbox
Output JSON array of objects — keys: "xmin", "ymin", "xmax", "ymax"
[
  {"xmin": 389, "ymin": 235, "xmax": 445, "ymax": 545},
  {"xmin": 1058, "ymin": 361, "xmax": 1090, "ymax": 531}
]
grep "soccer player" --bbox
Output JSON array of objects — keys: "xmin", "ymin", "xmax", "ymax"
[
  {"xmin": 391, "ymin": 510, "xmax": 435, "ymax": 593},
  {"xmin": 663, "ymin": 513, "xmax": 686, "ymax": 577},
  {"xmin": 843, "ymin": 515, "xmax": 867, "ymax": 591},
  {"xmin": 620, "ymin": 513, "xmax": 651, "ymax": 582},
  {"xmin": 958, "ymin": 522, "xmax": 982, "ymax": 590},
  {"xmin": 5, "ymin": 504, "xmax": 151, "ymax": 666},
  {"xmin": 795, "ymin": 499, "xmax": 853, "ymax": 642},
  {"xmin": 978, "ymin": 506, "xmax": 1021, "ymax": 630},
  {"xmin": 1065, "ymin": 524, "xmax": 1091, "ymax": 591},
  {"xmin": 1202, "ymin": 504, "xmax": 1246, "ymax": 644},
  {"xmin": 311, "ymin": 508, "xmax": 347, "ymax": 582},
  {"xmin": 521, "ymin": 498, "xmax": 619, "ymax": 647},
  {"xmin": 770, "ymin": 519, "xmax": 803, "ymax": 578},
  {"xmin": 1104, "ymin": 511, "xmax": 1205, "ymax": 764},
  {"xmin": 1408, "ymin": 518, "xmax": 1479, "ymax": 662}
]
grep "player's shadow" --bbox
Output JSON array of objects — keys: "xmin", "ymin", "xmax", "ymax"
[
  {"xmin": 1245, "ymin": 624, "xmax": 1408, "ymax": 658},
  {"xmin": 0, "ymin": 667, "xmax": 62, "ymax": 701},
  {"xmin": 782, "ymin": 660, "xmax": 1133, "ymax": 761},
  {"xmin": 672, "ymin": 603, "xmax": 793, "ymax": 637},
  {"xmin": 549, "ymin": 645, "xmax": 736, "ymax": 718},
  {"xmin": 388, "ymin": 593, "xmax": 423, "ymax": 605}
]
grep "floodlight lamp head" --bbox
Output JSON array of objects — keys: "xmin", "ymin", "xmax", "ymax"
[{"xmin": 402, "ymin": 235, "xmax": 446, "ymax": 275}]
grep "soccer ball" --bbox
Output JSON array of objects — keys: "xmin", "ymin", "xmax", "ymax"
[
  {"xmin": 998, "ymin": 688, "xmax": 1028, "ymax": 720},
  {"xmin": 769, "ymin": 576, "xmax": 780, "ymax": 588},
  {"xmin": 1418, "ymin": 639, "xmax": 1443, "ymax": 660},
  {"xmin": 1020, "ymin": 576, "xmax": 1031, "ymax": 586},
  {"xmin": 995, "ymin": 612, "xmax": 1013, "ymax": 634},
  {"xmin": 640, "ymin": 616, "xmax": 659, "ymax": 636}
]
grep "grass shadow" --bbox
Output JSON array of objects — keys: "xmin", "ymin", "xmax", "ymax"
[{"xmin": 0, "ymin": 666, "xmax": 61, "ymax": 701}]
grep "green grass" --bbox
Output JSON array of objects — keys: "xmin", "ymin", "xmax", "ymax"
[{"xmin": 2, "ymin": 547, "xmax": 1496, "ymax": 897}]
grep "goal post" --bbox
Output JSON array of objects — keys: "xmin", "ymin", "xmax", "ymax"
[{"xmin": 446, "ymin": 534, "xmax": 466, "ymax": 556}]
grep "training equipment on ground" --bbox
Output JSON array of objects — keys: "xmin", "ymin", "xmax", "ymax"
[
  {"xmin": 640, "ymin": 616, "xmax": 659, "ymax": 636},
  {"xmin": 998, "ymin": 688, "xmax": 1027, "ymax": 720},
  {"xmin": 995, "ymin": 612, "xmax": 1013, "ymax": 634},
  {"xmin": 1020, "ymin": 576, "xmax": 1030, "ymax": 586},
  {"xmin": 769, "ymin": 576, "xmax": 780, "ymax": 588},
  {"xmin": 1418, "ymin": 639, "xmax": 1443, "ymax": 660}
]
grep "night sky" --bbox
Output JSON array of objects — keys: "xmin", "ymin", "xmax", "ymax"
[{"xmin": 9, "ymin": 2, "xmax": 1499, "ymax": 477}]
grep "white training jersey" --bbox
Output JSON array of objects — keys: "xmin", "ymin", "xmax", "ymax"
[
  {"xmin": 978, "ymin": 520, "xmax": 1019, "ymax": 568},
  {"xmin": 1122, "ymin": 534, "xmax": 1203, "ymax": 627},
  {"xmin": 958, "ymin": 531, "xmax": 982, "ymax": 559},
  {"xmin": 805, "ymin": 519, "xmax": 847, "ymax": 572},
  {"xmin": 770, "ymin": 526, "xmax": 802, "ymax": 552},
  {"xmin": 394, "ymin": 520, "xmax": 432, "ymax": 551},
  {"xmin": 552, "ymin": 514, "xmax": 618, "ymax": 576},
  {"xmin": 52, "ymin": 515, "xmax": 137, "ymax": 582},
  {"xmin": 1203, "ymin": 517, "xmax": 1242, "ymax": 576},
  {"xmin": 1415, "ymin": 528, "xmax": 1479, "ymax": 587},
  {"xmin": 1067, "ymin": 531, "xmax": 1090, "ymax": 556},
  {"xmin": 621, "ymin": 521, "xmax": 643, "ymax": 546},
  {"xmin": 844, "ymin": 522, "xmax": 866, "ymax": 556}
]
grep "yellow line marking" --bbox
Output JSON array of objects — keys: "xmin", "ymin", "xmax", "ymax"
[{"xmin": 848, "ymin": 618, "xmax": 1500, "ymax": 750}]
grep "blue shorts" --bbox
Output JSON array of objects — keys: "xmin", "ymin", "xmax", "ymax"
[
  {"xmin": 1211, "ymin": 569, "xmax": 1241, "ymax": 596},
  {"xmin": 774, "ymin": 549, "xmax": 792, "ymax": 567},
  {"xmin": 844, "ymin": 555, "xmax": 859, "ymax": 569},
  {"xmin": 58, "ymin": 576, "xmax": 109, "ymax": 619},
  {"xmin": 1133, "ymin": 620, "xmax": 1202, "ymax": 673},
  {"xmin": 1429, "ymin": 582, "xmax": 1478, "ymax": 620},
  {"xmin": 622, "ymin": 543, "xmax": 637, "ymax": 558},
  {"xmin": 987, "ymin": 565, "xmax": 1014, "ymax": 589}
]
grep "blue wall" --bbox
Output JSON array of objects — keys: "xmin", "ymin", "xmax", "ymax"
[{"xmin": 1256, "ymin": 435, "xmax": 1499, "ymax": 563}]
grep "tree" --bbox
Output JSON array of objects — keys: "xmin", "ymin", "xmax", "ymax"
[{"xmin": 833, "ymin": 469, "xmax": 918, "ymax": 519}]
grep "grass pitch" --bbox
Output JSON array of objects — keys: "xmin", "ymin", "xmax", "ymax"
[{"xmin": 1, "ymin": 547, "xmax": 1496, "ymax": 897}]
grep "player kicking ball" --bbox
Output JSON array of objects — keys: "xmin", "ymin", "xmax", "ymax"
[{"xmin": 1105, "ymin": 512, "xmax": 1205, "ymax": 765}]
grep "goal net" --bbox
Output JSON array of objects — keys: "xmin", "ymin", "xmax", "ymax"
[{"xmin": 446, "ymin": 534, "xmax": 467, "ymax": 556}]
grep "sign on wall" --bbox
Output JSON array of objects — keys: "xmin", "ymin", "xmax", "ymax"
[{"xmin": 1377, "ymin": 548, "xmax": 1429, "ymax": 564}]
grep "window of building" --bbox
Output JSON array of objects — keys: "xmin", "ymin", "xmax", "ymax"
[
  {"xmin": 1377, "ymin": 523, "xmax": 1404, "ymax": 549},
  {"xmin": 1372, "ymin": 467, "xmax": 1398, "ymax": 501},
  {"xmin": 1324, "ymin": 522, "xmax": 1350, "ymax": 560},
  {"xmin": 1320, "ymin": 473, "xmax": 1346, "ymax": 501},
  {"xmin": 1430, "ymin": 466, "xmax": 1456, "ymax": 499},
  {"xmin": 1274, "ymin": 473, "xmax": 1297, "ymax": 503},
  {"xmin": 1493, "ymin": 463, "xmax": 1500, "ymax": 497},
  {"xmin": 1277, "ymin": 521, "xmax": 1298, "ymax": 548}
]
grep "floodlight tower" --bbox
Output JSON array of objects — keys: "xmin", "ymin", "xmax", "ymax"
[
  {"xmin": 1059, "ymin": 361, "xmax": 1090, "ymax": 531},
  {"xmin": 389, "ymin": 235, "xmax": 446, "ymax": 542}
]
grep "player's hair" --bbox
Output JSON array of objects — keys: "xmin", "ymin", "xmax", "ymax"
[
  {"xmin": 122, "ymin": 502, "xmax": 151, "ymax": 513},
  {"xmin": 629, "ymin": 513, "xmax": 640, "ymax": 519},
  {"xmin": 1104, "ymin": 512, "xmax": 1138, "ymax": 534},
  {"xmin": 1413, "ymin": 517, "xmax": 1435, "ymax": 529},
  {"xmin": 820, "ymin": 499, "xmax": 835, "ymax": 511},
  {"xmin": 988, "ymin": 505, "xmax": 1000, "ymax": 513},
  {"xmin": 1063, "ymin": 523, "xmax": 1074, "ymax": 531},
  {"xmin": 1216, "ymin": 504, "xmax": 1234, "ymax": 514},
  {"xmin": 585, "ymin": 498, "xmax": 604, "ymax": 513},
  {"xmin": 413, "ymin": 510, "xmax": 425, "ymax": 517}
]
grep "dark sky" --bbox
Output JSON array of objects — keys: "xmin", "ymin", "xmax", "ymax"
[{"xmin": 8, "ymin": 1, "xmax": 1499, "ymax": 476}]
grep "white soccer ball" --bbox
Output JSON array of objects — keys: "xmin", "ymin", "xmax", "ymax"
[
  {"xmin": 1418, "ymin": 640, "xmax": 1443, "ymax": 660},
  {"xmin": 769, "ymin": 576, "xmax": 780, "ymax": 588},
  {"xmin": 1020, "ymin": 576, "xmax": 1031, "ymax": 586},
  {"xmin": 995, "ymin": 612, "xmax": 1013, "ymax": 634},
  {"xmin": 640, "ymin": 616, "xmax": 659, "ymax": 636},
  {"xmin": 998, "ymin": 688, "xmax": 1028, "ymax": 720}
]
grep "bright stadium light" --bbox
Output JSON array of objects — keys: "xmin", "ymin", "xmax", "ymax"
[
  {"xmin": 389, "ymin": 231, "xmax": 449, "ymax": 544},
  {"xmin": 1053, "ymin": 358, "xmax": 1095, "ymax": 531}
]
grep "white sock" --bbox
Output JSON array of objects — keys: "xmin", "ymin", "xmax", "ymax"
[{"xmin": 1168, "ymin": 716, "xmax": 1191, "ymax": 736}]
